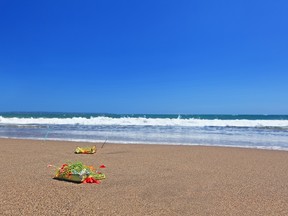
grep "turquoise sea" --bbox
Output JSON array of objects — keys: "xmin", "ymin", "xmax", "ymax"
[{"xmin": 1, "ymin": 112, "xmax": 288, "ymax": 150}]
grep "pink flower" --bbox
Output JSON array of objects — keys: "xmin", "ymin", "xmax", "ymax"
[{"xmin": 47, "ymin": 164, "xmax": 53, "ymax": 167}]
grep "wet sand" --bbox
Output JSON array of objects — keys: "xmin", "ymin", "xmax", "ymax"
[{"xmin": 1, "ymin": 138, "xmax": 288, "ymax": 215}]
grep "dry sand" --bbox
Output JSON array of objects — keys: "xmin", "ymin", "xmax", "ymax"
[{"xmin": 1, "ymin": 138, "xmax": 288, "ymax": 215}]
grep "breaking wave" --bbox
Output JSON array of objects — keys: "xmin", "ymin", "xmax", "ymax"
[{"xmin": 0, "ymin": 116, "xmax": 288, "ymax": 129}]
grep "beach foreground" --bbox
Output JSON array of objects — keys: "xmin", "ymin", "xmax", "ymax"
[{"xmin": 1, "ymin": 139, "xmax": 288, "ymax": 215}]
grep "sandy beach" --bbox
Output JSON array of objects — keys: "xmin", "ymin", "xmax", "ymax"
[{"xmin": 1, "ymin": 138, "xmax": 288, "ymax": 215}]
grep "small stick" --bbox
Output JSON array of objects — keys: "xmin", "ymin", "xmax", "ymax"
[{"xmin": 101, "ymin": 139, "xmax": 107, "ymax": 149}]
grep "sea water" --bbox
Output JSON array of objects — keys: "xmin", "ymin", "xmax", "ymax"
[{"xmin": 0, "ymin": 112, "xmax": 288, "ymax": 150}]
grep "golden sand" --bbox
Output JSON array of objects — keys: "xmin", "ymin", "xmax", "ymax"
[{"xmin": 1, "ymin": 138, "xmax": 288, "ymax": 215}]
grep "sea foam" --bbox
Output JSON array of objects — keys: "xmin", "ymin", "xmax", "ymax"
[{"xmin": 0, "ymin": 116, "xmax": 288, "ymax": 128}]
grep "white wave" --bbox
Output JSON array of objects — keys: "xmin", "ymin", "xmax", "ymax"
[{"xmin": 1, "ymin": 116, "xmax": 288, "ymax": 128}]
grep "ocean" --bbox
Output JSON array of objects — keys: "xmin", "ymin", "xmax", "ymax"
[{"xmin": 1, "ymin": 112, "xmax": 288, "ymax": 150}]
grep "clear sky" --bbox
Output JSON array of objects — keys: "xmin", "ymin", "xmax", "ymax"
[{"xmin": 0, "ymin": 0, "xmax": 287, "ymax": 114}]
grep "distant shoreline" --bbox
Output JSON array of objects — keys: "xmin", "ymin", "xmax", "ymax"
[
  {"xmin": 1, "ymin": 113, "xmax": 288, "ymax": 151},
  {"xmin": 1, "ymin": 137, "xmax": 288, "ymax": 152}
]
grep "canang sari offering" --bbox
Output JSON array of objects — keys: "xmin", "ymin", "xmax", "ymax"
[
  {"xmin": 75, "ymin": 146, "xmax": 96, "ymax": 154},
  {"xmin": 49, "ymin": 162, "xmax": 106, "ymax": 184}
]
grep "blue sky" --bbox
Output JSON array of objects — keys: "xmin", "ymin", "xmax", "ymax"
[{"xmin": 0, "ymin": 0, "xmax": 287, "ymax": 114}]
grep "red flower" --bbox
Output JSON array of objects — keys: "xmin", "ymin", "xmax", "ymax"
[
  {"xmin": 83, "ymin": 177, "xmax": 101, "ymax": 184},
  {"xmin": 61, "ymin": 164, "xmax": 68, "ymax": 169},
  {"xmin": 99, "ymin": 164, "xmax": 106, "ymax": 168},
  {"xmin": 83, "ymin": 177, "xmax": 92, "ymax": 183}
]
